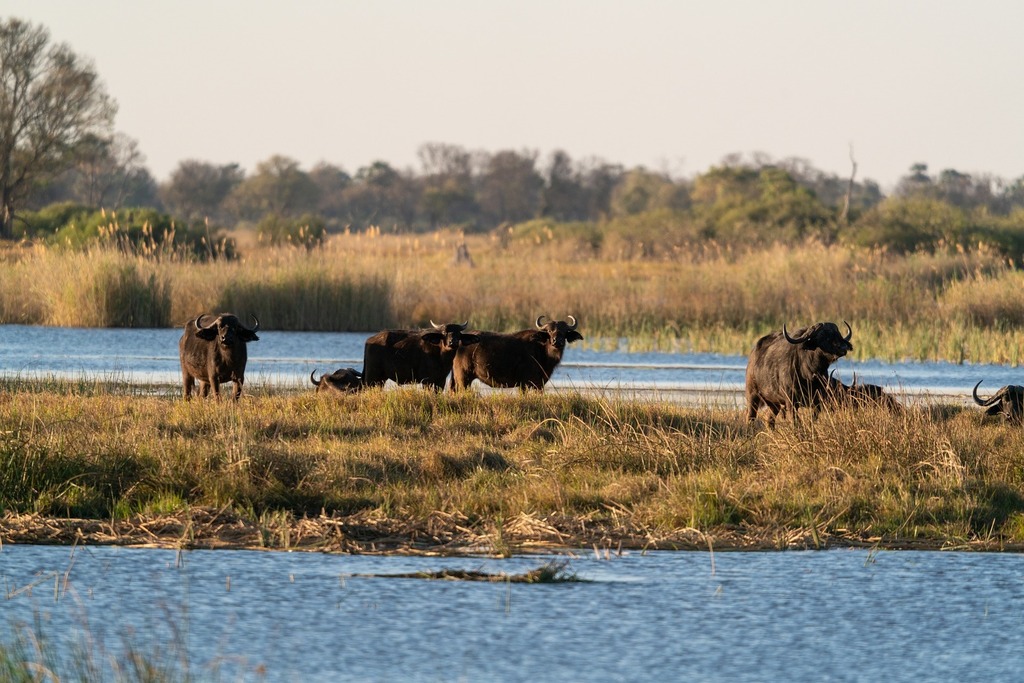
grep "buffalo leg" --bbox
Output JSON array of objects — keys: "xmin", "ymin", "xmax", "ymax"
[
  {"xmin": 232, "ymin": 379, "xmax": 243, "ymax": 400},
  {"xmin": 746, "ymin": 394, "xmax": 763, "ymax": 422},
  {"xmin": 183, "ymin": 374, "xmax": 195, "ymax": 400}
]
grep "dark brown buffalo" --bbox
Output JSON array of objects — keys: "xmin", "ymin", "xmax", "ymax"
[
  {"xmin": 362, "ymin": 321, "xmax": 480, "ymax": 390},
  {"xmin": 823, "ymin": 371, "xmax": 904, "ymax": 413},
  {"xmin": 451, "ymin": 315, "xmax": 583, "ymax": 391},
  {"xmin": 178, "ymin": 313, "xmax": 260, "ymax": 400},
  {"xmin": 311, "ymin": 368, "xmax": 364, "ymax": 393},
  {"xmin": 972, "ymin": 381, "xmax": 1024, "ymax": 422},
  {"xmin": 745, "ymin": 320, "xmax": 853, "ymax": 427}
]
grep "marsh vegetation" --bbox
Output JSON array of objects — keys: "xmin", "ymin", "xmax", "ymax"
[{"xmin": 2, "ymin": 381, "xmax": 1024, "ymax": 553}]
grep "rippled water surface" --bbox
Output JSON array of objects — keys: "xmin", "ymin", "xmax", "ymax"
[
  {"xmin": 3, "ymin": 545, "xmax": 1024, "ymax": 682},
  {"xmin": 0, "ymin": 325, "xmax": 1019, "ymax": 401}
]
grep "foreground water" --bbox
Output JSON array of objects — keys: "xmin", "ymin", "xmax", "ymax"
[
  {"xmin": 0, "ymin": 325, "xmax": 1019, "ymax": 403},
  {"xmin": 2, "ymin": 545, "xmax": 1022, "ymax": 682}
]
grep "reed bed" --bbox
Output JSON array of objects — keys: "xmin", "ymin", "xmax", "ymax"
[
  {"xmin": 0, "ymin": 233, "xmax": 1023, "ymax": 363},
  {"xmin": 2, "ymin": 385, "xmax": 1023, "ymax": 553}
]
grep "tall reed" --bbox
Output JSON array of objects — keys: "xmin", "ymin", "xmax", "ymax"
[{"xmin": 0, "ymin": 234, "xmax": 1022, "ymax": 363}]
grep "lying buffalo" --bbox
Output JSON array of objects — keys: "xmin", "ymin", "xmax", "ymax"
[
  {"xmin": 745, "ymin": 320, "xmax": 853, "ymax": 427},
  {"xmin": 310, "ymin": 368, "xmax": 364, "ymax": 393},
  {"xmin": 824, "ymin": 371, "xmax": 904, "ymax": 413},
  {"xmin": 363, "ymin": 321, "xmax": 480, "ymax": 390},
  {"xmin": 451, "ymin": 315, "xmax": 583, "ymax": 391},
  {"xmin": 972, "ymin": 381, "xmax": 1024, "ymax": 423},
  {"xmin": 178, "ymin": 313, "xmax": 260, "ymax": 400}
]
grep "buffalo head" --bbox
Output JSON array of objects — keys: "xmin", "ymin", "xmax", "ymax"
[
  {"xmin": 311, "ymin": 367, "xmax": 364, "ymax": 393},
  {"xmin": 194, "ymin": 313, "xmax": 260, "ymax": 346},
  {"xmin": 533, "ymin": 315, "xmax": 583, "ymax": 351},
  {"xmin": 972, "ymin": 381, "xmax": 1024, "ymax": 422},
  {"xmin": 424, "ymin": 320, "xmax": 476, "ymax": 352},
  {"xmin": 783, "ymin": 320, "xmax": 853, "ymax": 362}
]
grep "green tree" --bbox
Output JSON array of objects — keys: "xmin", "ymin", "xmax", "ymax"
[
  {"xmin": 691, "ymin": 165, "xmax": 833, "ymax": 243},
  {"xmin": 159, "ymin": 159, "xmax": 244, "ymax": 223},
  {"xmin": 609, "ymin": 168, "xmax": 689, "ymax": 216},
  {"xmin": 308, "ymin": 162, "xmax": 351, "ymax": 224},
  {"xmin": 476, "ymin": 149, "xmax": 543, "ymax": 226},
  {"xmin": 226, "ymin": 155, "xmax": 319, "ymax": 221},
  {"xmin": 0, "ymin": 18, "xmax": 116, "ymax": 238},
  {"xmin": 418, "ymin": 142, "xmax": 476, "ymax": 228}
]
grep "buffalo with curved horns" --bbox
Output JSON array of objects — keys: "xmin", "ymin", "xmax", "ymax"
[
  {"xmin": 178, "ymin": 313, "xmax": 260, "ymax": 400},
  {"xmin": 972, "ymin": 381, "xmax": 1024, "ymax": 422},
  {"xmin": 745, "ymin": 320, "xmax": 853, "ymax": 427},
  {"xmin": 362, "ymin": 320, "xmax": 480, "ymax": 390},
  {"xmin": 311, "ymin": 368, "xmax": 364, "ymax": 393},
  {"xmin": 451, "ymin": 315, "xmax": 583, "ymax": 391}
]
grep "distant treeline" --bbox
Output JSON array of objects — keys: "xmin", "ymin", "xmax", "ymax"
[{"xmin": 17, "ymin": 144, "xmax": 1024, "ymax": 258}]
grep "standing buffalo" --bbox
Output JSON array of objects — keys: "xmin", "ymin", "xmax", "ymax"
[
  {"xmin": 451, "ymin": 315, "xmax": 583, "ymax": 391},
  {"xmin": 362, "ymin": 321, "xmax": 480, "ymax": 390},
  {"xmin": 178, "ymin": 313, "xmax": 260, "ymax": 400},
  {"xmin": 824, "ymin": 371, "xmax": 904, "ymax": 413},
  {"xmin": 745, "ymin": 320, "xmax": 853, "ymax": 427},
  {"xmin": 972, "ymin": 381, "xmax": 1024, "ymax": 422},
  {"xmin": 310, "ymin": 368, "xmax": 364, "ymax": 393}
]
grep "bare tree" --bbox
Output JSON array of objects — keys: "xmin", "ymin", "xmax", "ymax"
[
  {"xmin": 0, "ymin": 19, "xmax": 116, "ymax": 238},
  {"xmin": 70, "ymin": 132, "xmax": 149, "ymax": 209}
]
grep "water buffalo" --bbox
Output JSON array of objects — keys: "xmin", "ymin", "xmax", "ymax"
[
  {"xmin": 824, "ymin": 371, "xmax": 904, "ymax": 413},
  {"xmin": 451, "ymin": 315, "xmax": 583, "ymax": 391},
  {"xmin": 310, "ymin": 368, "xmax": 364, "ymax": 393},
  {"xmin": 972, "ymin": 381, "xmax": 1024, "ymax": 422},
  {"xmin": 745, "ymin": 320, "xmax": 853, "ymax": 427},
  {"xmin": 178, "ymin": 313, "xmax": 260, "ymax": 400},
  {"xmin": 362, "ymin": 321, "xmax": 480, "ymax": 390}
]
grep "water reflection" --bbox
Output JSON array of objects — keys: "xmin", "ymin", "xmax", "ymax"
[{"xmin": 2, "ymin": 545, "xmax": 1023, "ymax": 681}]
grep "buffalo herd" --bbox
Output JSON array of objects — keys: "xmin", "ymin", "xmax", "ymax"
[
  {"xmin": 179, "ymin": 314, "xmax": 582, "ymax": 400},
  {"xmin": 177, "ymin": 312, "xmax": 1020, "ymax": 426}
]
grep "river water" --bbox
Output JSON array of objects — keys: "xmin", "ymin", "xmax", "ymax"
[
  {"xmin": 2, "ymin": 545, "xmax": 1023, "ymax": 682},
  {"xmin": 0, "ymin": 324, "xmax": 1018, "ymax": 404}
]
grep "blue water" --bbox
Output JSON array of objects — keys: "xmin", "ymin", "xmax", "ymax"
[
  {"xmin": 0, "ymin": 324, "xmax": 1017, "ymax": 400},
  {"xmin": 2, "ymin": 545, "xmax": 1022, "ymax": 682}
]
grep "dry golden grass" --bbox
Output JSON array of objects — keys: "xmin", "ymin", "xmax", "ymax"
[
  {"xmin": 2, "ymin": 385, "xmax": 1024, "ymax": 553},
  {"xmin": 0, "ymin": 232, "xmax": 1023, "ymax": 362}
]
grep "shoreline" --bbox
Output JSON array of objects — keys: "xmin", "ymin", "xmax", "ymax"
[{"xmin": 4, "ymin": 508, "xmax": 1021, "ymax": 555}]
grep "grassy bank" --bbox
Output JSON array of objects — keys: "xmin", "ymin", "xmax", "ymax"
[
  {"xmin": 2, "ymin": 234, "xmax": 1024, "ymax": 363},
  {"xmin": 2, "ymin": 383, "xmax": 1024, "ymax": 553}
]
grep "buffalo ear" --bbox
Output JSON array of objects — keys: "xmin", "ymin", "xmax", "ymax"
[
  {"xmin": 196, "ymin": 327, "xmax": 217, "ymax": 341},
  {"xmin": 240, "ymin": 330, "xmax": 260, "ymax": 342},
  {"xmin": 566, "ymin": 331, "xmax": 584, "ymax": 343},
  {"xmin": 460, "ymin": 333, "xmax": 481, "ymax": 346},
  {"xmin": 421, "ymin": 332, "xmax": 444, "ymax": 346}
]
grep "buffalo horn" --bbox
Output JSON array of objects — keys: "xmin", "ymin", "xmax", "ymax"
[
  {"xmin": 536, "ymin": 315, "xmax": 548, "ymax": 328},
  {"xmin": 843, "ymin": 320, "xmax": 853, "ymax": 342},
  {"xmin": 783, "ymin": 324, "xmax": 810, "ymax": 345},
  {"xmin": 973, "ymin": 380, "xmax": 1001, "ymax": 407},
  {"xmin": 193, "ymin": 314, "xmax": 212, "ymax": 331},
  {"xmin": 310, "ymin": 370, "xmax": 321, "ymax": 386},
  {"xmin": 248, "ymin": 314, "xmax": 260, "ymax": 333},
  {"xmin": 431, "ymin": 320, "xmax": 469, "ymax": 330},
  {"xmin": 567, "ymin": 315, "xmax": 578, "ymax": 330}
]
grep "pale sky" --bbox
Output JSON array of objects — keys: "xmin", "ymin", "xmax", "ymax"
[{"xmin": 6, "ymin": 1, "xmax": 1023, "ymax": 190}]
